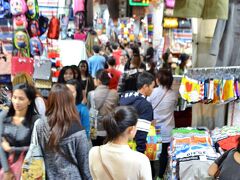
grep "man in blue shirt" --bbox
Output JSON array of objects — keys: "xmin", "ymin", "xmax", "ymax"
[{"xmin": 88, "ymin": 45, "xmax": 106, "ymax": 78}]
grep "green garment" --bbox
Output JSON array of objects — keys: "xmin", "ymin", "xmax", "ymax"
[{"xmin": 173, "ymin": 0, "xmax": 229, "ymax": 20}]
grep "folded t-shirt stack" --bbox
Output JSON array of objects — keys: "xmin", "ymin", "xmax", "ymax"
[
  {"xmin": 169, "ymin": 128, "xmax": 218, "ymax": 180},
  {"xmin": 211, "ymin": 126, "xmax": 240, "ymax": 152}
]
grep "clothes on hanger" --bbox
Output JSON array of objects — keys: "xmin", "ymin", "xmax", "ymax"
[
  {"xmin": 210, "ymin": 0, "xmax": 240, "ymax": 66},
  {"xmin": 173, "ymin": 0, "xmax": 229, "ymax": 20}
]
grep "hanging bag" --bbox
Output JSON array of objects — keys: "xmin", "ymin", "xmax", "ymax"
[
  {"xmin": 33, "ymin": 57, "xmax": 52, "ymax": 80},
  {"xmin": 47, "ymin": 16, "xmax": 60, "ymax": 40},
  {"xmin": 11, "ymin": 55, "xmax": 34, "ymax": 76},
  {"xmin": 10, "ymin": 0, "xmax": 27, "ymax": 16},
  {"xmin": 26, "ymin": 0, "xmax": 39, "ymax": 20},
  {"xmin": 165, "ymin": 0, "xmax": 175, "ymax": 8},
  {"xmin": 13, "ymin": 14, "xmax": 28, "ymax": 30}
]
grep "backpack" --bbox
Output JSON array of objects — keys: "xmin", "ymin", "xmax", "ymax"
[
  {"xmin": 10, "ymin": 0, "xmax": 27, "ymax": 16},
  {"xmin": 30, "ymin": 37, "xmax": 43, "ymax": 56},
  {"xmin": 0, "ymin": 0, "xmax": 10, "ymax": 19},
  {"xmin": 74, "ymin": 11, "xmax": 85, "ymax": 30},
  {"xmin": 28, "ymin": 20, "xmax": 40, "ymax": 37},
  {"xmin": 38, "ymin": 15, "xmax": 49, "ymax": 36},
  {"xmin": 47, "ymin": 16, "xmax": 60, "ymax": 39},
  {"xmin": 13, "ymin": 14, "xmax": 28, "ymax": 30},
  {"xmin": 14, "ymin": 30, "xmax": 30, "ymax": 57},
  {"xmin": 26, "ymin": 0, "xmax": 39, "ymax": 20}
]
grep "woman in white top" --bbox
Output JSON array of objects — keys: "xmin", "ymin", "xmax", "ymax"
[
  {"xmin": 147, "ymin": 68, "xmax": 178, "ymax": 179},
  {"xmin": 89, "ymin": 106, "xmax": 152, "ymax": 180}
]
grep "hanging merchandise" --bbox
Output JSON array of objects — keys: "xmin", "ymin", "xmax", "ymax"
[
  {"xmin": 29, "ymin": 36, "xmax": 43, "ymax": 56},
  {"xmin": 163, "ymin": 17, "xmax": 178, "ymax": 29},
  {"xmin": 33, "ymin": 57, "xmax": 52, "ymax": 80},
  {"xmin": 0, "ymin": 42, "xmax": 11, "ymax": 75},
  {"xmin": 10, "ymin": 0, "xmax": 27, "ymax": 16},
  {"xmin": 174, "ymin": 0, "xmax": 228, "ymax": 20},
  {"xmin": 60, "ymin": 15, "xmax": 69, "ymax": 40},
  {"xmin": 210, "ymin": 1, "xmax": 240, "ymax": 67},
  {"xmin": 165, "ymin": 0, "xmax": 175, "ymax": 9},
  {"xmin": 26, "ymin": 0, "xmax": 39, "ymax": 20},
  {"xmin": 0, "ymin": 0, "xmax": 10, "ymax": 18},
  {"xmin": 0, "ymin": 74, "xmax": 11, "ymax": 83},
  {"xmin": 73, "ymin": 0, "xmax": 84, "ymax": 15},
  {"xmin": 13, "ymin": 14, "xmax": 28, "ymax": 30},
  {"xmin": 180, "ymin": 67, "xmax": 240, "ymax": 105},
  {"xmin": 38, "ymin": 15, "xmax": 49, "ymax": 36},
  {"xmin": 74, "ymin": 11, "xmax": 85, "ymax": 30},
  {"xmin": 178, "ymin": 18, "xmax": 191, "ymax": 29},
  {"xmin": 74, "ymin": 30, "xmax": 87, "ymax": 41},
  {"xmin": 164, "ymin": 8, "xmax": 174, "ymax": 17},
  {"xmin": 28, "ymin": 20, "xmax": 40, "ymax": 37},
  {"xmin": 11, "ymin": 56, "xmax": 34, "ymax": 75},
  {"xmin": 47, "ymin": 16, "xmax": 60, "ymax": 40},
  {"xmin": 13, "ymin": 30, "xmax": 30, "ymax": 57},
  {"xmin": 34, "ymin": 79, "xmax": 52, "ymax": 89}
]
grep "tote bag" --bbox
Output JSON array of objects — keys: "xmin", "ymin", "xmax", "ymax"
[
  {"xmin": 11, "ymin": 56, "xmax": 34, "ymax": 76},
  {"xmin": 22, "ymin": 119, "xmax": 45, "ymax": 180}
]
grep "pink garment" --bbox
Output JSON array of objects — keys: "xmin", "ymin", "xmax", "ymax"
[
  {"xmin": 74, "ymin": 32, "xmax": 87, "ymax": 41},
  {"xmin": 73, "ymin": 0, "xmax": 85, "ymax": 15}
]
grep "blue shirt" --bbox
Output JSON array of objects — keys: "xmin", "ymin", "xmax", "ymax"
[
  {"xmin": 76, "ymin": 103, "xmax": 90, "ymax": 138},
  {"xmin": 88, "ymin": 54, "xmax": 106, "ymax": 78}
]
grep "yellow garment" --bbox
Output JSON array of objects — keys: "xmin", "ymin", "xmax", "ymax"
[
  {"xmin": 222, "ymin": 79, "xmax": 235, "ymax": 102},
  {"xmin": 179, "ymin": 76, "xmax": 200, "ymax": 103}
]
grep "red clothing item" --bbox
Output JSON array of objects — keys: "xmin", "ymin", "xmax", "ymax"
[
  {"xmin": 107, "ymin": 68, "xmax": 122, "ymax": 90},
  {"xmin": 218, "ymin": 135, "xmax": 240, "ymax": 151},
  {"xmin": 112, "ymin": 49, "xmax": 122, "ymax": 66}
]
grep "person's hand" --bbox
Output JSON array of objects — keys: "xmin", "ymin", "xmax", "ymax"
[
  {"xmin": 1, "ymin": 138, "xmax": 11, "ymax": 153},
  {"xmin": 3, "ymin": 170, "xmax": 15, "ymax": 180}
]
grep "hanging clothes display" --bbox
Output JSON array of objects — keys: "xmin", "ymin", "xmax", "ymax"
[
  {"xmin": 210, "ymin": 0, "xmax": 240, "ymax": 66},
  {"xmin": 173, "ymin": 0, "xmax": 229, "ymax": 20},
  {"xmin": 180, "ymin": 67, "xmax": 240, "ymax": 105}
]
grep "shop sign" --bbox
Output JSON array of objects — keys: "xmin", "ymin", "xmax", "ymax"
[{"xmin": 129, "ymin": 0, "xmax": 150, "ymax": 6}]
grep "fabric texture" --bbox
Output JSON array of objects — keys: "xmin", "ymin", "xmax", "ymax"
[
  {"xmin": 36, "ymin": 117, "xmax": 92, "ymax": 180},
  {"xmin": 89, "ymin": 143, "xmax": 152, "ymax": 180},
  {"xmin": 173, "ymin": 0, "xmax": 228, "ymax": 20},
  {"xmin": 210, "ymin": 0, "xmax": 240, "ymax": 66}
]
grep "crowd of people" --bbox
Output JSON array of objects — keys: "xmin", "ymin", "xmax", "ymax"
[{"xmin": 0, "ymin": 41, "xmax": 236, "ymax": 180}]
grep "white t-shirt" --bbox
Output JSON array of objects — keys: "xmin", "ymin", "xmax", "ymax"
[{"xmin": 89, "ymin": 142, "xmax": 152, "ymax": 180}]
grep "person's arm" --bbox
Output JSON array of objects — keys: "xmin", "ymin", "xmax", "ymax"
[
  {"xmin": 208, "ymin": 149, "xmax": 232, "ymax": 177},
  {"xmin": 76, "ymin": 132, "xmax": 92, "ymax": 180},
  {"xmin": 208, "ymin": 162, "xmax": 219, "ymax": 177},
  {"xmin": 135, "ymin": 103, "xmax": 153, "ymax": 153},
  {"xmin": 0, "ymin": 111, "xmax": 10, "ymax": 172}
]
